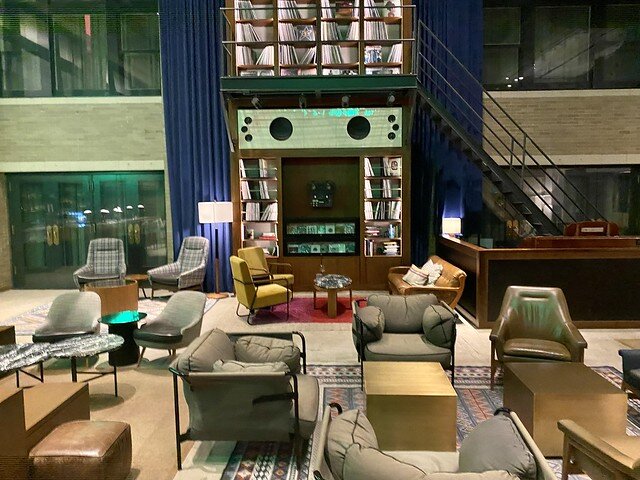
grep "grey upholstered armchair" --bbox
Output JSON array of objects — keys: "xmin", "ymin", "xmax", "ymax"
[
  {"xmin": 148, "ymin": 236, "xmax": 209, "ymax": 298},
  {"xmin": 133, "ymin": 291, "xmax": 206, "ymax": 365},
  {"xmin": 73, "ymin": 238, "xmax": 126, "ymax": 288},
  {"xmin": 169, "ymin": 328, "xmax": 317, "ymax": 470},
  {"xmin": 352, "ymin": 294, "xmax": 457, "ymax": 387},
  {"xmin": 32, "ymin": 292, "xmax": 101, "ymax": 343},
  {"xmin": 619, "ymin": 349, "xmax": 640, "ymax": 398}
]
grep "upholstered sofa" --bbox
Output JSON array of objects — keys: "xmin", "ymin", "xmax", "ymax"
[
  {"xmin": 619, "ymin": 349, "xmax": 640, "ymax": 398},
  {"xmin": 387, "ymin": 255, "xmax": 466, "ymax": 308},
  {"xmin": 169, "ymin": 328, "xmax": 317, "ymax": 469},
  {"xmin": 490, "ymin": 286, "xmax": 587, "ymax": 387},
  {"xmin": 352, "ymin": 293, "xmax": 457, "ymax": 384},
  {"xmin": 311, "ymin": 405, "xmax": 556, "ymax": 480}
]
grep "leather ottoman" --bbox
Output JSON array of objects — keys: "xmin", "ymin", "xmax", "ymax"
[{"xmin": 29, "ymin": 421, "xmax": 131, "ymax": 480}]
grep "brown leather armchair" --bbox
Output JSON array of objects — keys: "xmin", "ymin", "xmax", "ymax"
[
  {"xmin": 490, "ymin": 286, "xmax": 587, "ymax": 388},
  {"xmin": 387, "ymin": 255, "xmax": 467, "ymax": 308}
]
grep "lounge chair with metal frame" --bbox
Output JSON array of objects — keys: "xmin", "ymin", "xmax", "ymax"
[
  {"xmin": 230, "ymin": 255, "xmax": 291, "ymax": 324},
  {"xmin": 238, "ymin": 246, "xmax": 294, "ymax": 294},
  {"xmin": 169, "ymin": 328, "xmax": 315, "ymax": 470}
]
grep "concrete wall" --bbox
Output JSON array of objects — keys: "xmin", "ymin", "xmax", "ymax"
[
  {"xmin": 483, "ymin": 89, "xmax": 640, "ymax": 165},
  {"xmin": 0, "ymin": 97, "xmax": 168, "ymax": 289}
]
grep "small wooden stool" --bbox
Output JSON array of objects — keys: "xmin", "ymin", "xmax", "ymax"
[{"xmin": 29, "ymin": 420, "xmax": 131, "ymax": 480}]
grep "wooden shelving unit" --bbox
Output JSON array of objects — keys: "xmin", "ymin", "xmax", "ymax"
[{"xmin": 224, "ymin": 0, "xmax": 412, "ymax": 77}]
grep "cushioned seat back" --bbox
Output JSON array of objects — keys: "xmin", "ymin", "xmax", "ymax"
[
  {"xmin": 45, "ymin": 292, "xmax": 101, "ymax": 332},
  {"xmin": 88, "ymin": 238, "xmax": 124, "ymax": 275},
  {"xmin": 178, "ymin": 236, "xmax": 208, "ymax": 273},
  {"xmin": 155, "ymin": 291, "xmax": 206, "ymax": 329},
  {"xmin": 500, "ymin": 286, "xmax": 570, "ymax": 341},
  {"xmin": 238, "ymin": 247, "xmax": 269, "ymax": 276},
  {"xmin": 367, "ymin": 294, "xmax": 437, "ymax": 333},
  {"xmin": 430, "ymin": 255, "xmax": 466, "ymax": 288},
  {"xmin": 230, "ymin": 256, "xmax": 256, "ymax": 307},
  {"xmin": 175, "ymin": 328, "xmax": 235, "ymax": 373}
]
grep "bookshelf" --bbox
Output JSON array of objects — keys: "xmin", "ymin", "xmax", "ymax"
[
  {"xmin": 363, "ymin": 156, "xmax": 403, "ymax": 257},
  {"xmin": 224, "ymin": 0, "xmax": 412, "ymax": 76},
  {"xmin": 239, "ymin": 158, "xmax": 281, "ymax": 257}
]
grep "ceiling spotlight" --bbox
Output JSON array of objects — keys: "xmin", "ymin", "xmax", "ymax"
[
  {"xmin": 299, "ymin": 94, "xmax": 307, "ymax": 109},
  {"xmin": 341, "ymin": 95, "xmax": 350, "ymax": 108},
  {"xmin": 251, "ymin": 95, "xmax": 260, "ymax": 109},
  {"xmin": 387, "ymin": 92, "xmax": 396, "ymax": 106}
]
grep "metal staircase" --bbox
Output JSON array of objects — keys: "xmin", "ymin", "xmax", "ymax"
[{"xmin": 414, "ymin": 21, "xmax": 605, "ymax": 236}]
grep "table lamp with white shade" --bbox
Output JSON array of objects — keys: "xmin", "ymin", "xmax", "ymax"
[
  {"xmin": 198, "ymin": 201, "xmax": 234, "ymax": 299},
  {"xmin": 442, "ymin": 217, "xmax": 462, "ymax": 237}
]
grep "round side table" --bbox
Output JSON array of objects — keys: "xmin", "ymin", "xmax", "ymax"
[{"xmin": 313, "ymin": 274, "xmax": 353, "ymax": 319}]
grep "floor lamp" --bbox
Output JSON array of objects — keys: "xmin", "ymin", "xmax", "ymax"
[{"xmin": 198, "ymin": 201, "xmax": 233, "ymax": 299}]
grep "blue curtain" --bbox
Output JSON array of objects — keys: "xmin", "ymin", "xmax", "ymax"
[
  {"xmin": 411, "ymin": 0, "xmax": 483, "ymax": 261},
  {"xmin": 158, "ymin": 0, "xmax": 232, "ymax": 292}
]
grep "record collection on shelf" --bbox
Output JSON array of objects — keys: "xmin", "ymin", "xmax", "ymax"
[{"xmin": 229, "ymin": 0, "xmax": 407, "ymax": 76}]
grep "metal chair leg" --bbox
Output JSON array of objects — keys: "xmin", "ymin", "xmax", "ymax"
[{"xmin": 137, "ymin": 347, "xmax": 146, "ymax": 367}]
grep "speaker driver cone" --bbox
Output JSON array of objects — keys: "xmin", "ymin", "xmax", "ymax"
[
  {"xmin": 269, "ymin": 117, "xmax": 294, "ymax": 141},
  {"xmin": 347, "ymin": 116, "xmax": 371, "ymax": 140}
]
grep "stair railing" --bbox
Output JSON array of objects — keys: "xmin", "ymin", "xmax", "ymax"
[{"xmin": 415, "ymin": 20, "xmax": 606, "ymax": 230}]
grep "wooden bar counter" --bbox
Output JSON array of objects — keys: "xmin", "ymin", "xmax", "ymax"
[{"xmin": 437, "ymin": 235, "xmax": 640, "ymax": 328}]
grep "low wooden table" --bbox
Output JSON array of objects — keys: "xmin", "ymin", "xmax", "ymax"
[
  {"xmin": 313, "ymin": 274, "xmax": 353, "ymax": 319},
  {"xmin": 503, "ymin": 363, "xmax": 628, "ymax": 457},
  {"xmin": 125, "ymin": 274, "xmax": 149, "ymax": 299},
  {"xmin": 364, "ymin": 362, "xmax": 457, "ymax": 451},
  {"xmin": 85, "ymin": 279, "xmax": 138, "ymax": 316}
]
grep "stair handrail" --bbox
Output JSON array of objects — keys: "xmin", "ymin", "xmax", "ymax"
[
  {"xmin": 417, "ymin": 52, "xmax": 581, "ymax": 226},
  {"xmin": 416, "ymin": 20, "xmax": 606, "ymax": 222}
]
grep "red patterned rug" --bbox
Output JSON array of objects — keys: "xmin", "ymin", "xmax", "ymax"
[{"xmin": 250, "ymin": 296, "xmax": 360, "ymax": 325}]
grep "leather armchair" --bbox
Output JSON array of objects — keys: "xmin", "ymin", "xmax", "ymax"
[
  {"xmin": 558, "ymin": 419, "xmax": 640, "ymax": 480},
  {"xmin": 490, "ymin": 286, "xmax": 587, "ymax": 388},
  {"xmin": 619, "ymin": 349, "xmax": 640, "ymax": 398},
  {"xmin": 133, "ymin": 291, "xmax": 206, "ymax": 366},
  {"xmin": 352, "ymin": 293, "xmax": 457, "ymax": 385},
  {"xmin": 238, "ymin": 246, "xmax": 294, "ymax": 291},
  {"xmin": 387, "ymin": 255, "xmax": 466, "ymax": 308},
  {"xmin": 169, "ymin": 328, "xmax": 316, "ymax": 470}
]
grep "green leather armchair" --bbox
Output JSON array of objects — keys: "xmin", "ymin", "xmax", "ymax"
[{"xmin": 490, "ymin": 286, "xmax": 587, "ymax": 388}]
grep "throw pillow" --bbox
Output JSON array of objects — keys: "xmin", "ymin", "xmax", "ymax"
[
  {"xmin": 353, "ymin": 304, "xmax": 385, "ymax": 344},
  {"xmin": 235, "ymin": 336, "xmax": 301, "ymax": 373},
  {"xmin": 211, "ymin": 359, "xmax": 289, "ymax": 373},
  {"xmin": 326, "ymin": 409, "xmax": 378, "ymax": 480},
  {"xmin": 458, "ymin": 414, "xmax": 537, "ymax": 480},
  {"xmin": 342, "ymin": 444, "xmax": 428, "ymax": 480},
  {"xmin": 422, "ymin": 304, "xmax": 456, "ymax": 348},
  {"xmin": 421, "ymin": 259, "xmax": 444, "ymax": 285},
  {"xmin": 175, "ymin": 328, "xmax": 235, "ymax": 373},
  {"xmin": 402, "ymin": 264, "xmax": 430, "ymax": 286}
]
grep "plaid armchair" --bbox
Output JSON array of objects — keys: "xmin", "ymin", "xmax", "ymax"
[
  {"xmin": 148, "ymin": 236, "xmax": 209, "ymax": 298},
  {"xmin": 73, "ymin": 238, "xmax": 126, "ymax": 289}
]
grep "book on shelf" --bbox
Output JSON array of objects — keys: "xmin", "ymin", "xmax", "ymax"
[
  {"xmin": 322, "ymin": 44, "xmax": 343, "ymax": 64},
  {"xmin": 299, "ymin": 48, "xmax": 316, "ymax": 65},
  {"xmin": 278, "ymin": 0, "xmax": 301, "ymax": 20},
  {"xmin": 364, "ymin": 202, "xmax": 374, "ymax": 220},
  {"xmin": 280, "ymin": 45, "xmax": 299, "ymax": 65},
  {"xmin": 256, "ymin": 46, "xmax": 274, "ymax": 65},
  {"xmin": 382, "ymin": 179, "xmax": 392, "ymax": 198},
  {"xmin": 259, "ymin": 232, "xmax": 278, "ymax": 240},
  {"xmin": 364, "ymin": 179, "xmax": 373, "ymax": 198},
  {"xmin": 388, "ymin": 43, "xmax": 402, "ymax": 63},
  {"xmin": 235, "ymin": 0, "xmax": 257, "ymax": 20},
  {"xmin": 364, "ymin": 157, "xmax": 375, "ymax": 176},
  {"xmin": 258, "ymin": 158, "xmax": 269, "ymax": 177},
  {"xmin": 236, "ymin": 23, "xmax": 261, "ymax": 43},
  {"xmin": 259, "ymin": 180, "xmax": 270, "ymax": 200},
  {"xmin": 236, "ymin": 46, "xmax": 254, "ymax": 66},
  {"xmin": 245, "ymin": 202, "xmax": 260, "ymax": 221},
  {"xmin": 241, "ymin": 180, "xmax": 252, "ymax": 200},
  {"xmin": 261, "ymin": 203, "xmax": 278, "ymax": 221},
  {"xmin": 239, "ymin": 159, "xmax": 247, "ymax": 178}
]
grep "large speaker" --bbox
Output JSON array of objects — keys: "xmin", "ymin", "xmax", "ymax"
[{"xmin": 237, "ymin": 107, "xmax": 403, "ymax": 149}]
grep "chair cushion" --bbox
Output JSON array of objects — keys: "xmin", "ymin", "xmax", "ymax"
[
  {"xmin": 175, "ymin": 328, "xmax": 235, "ymax": 373},
  {"xmin": 503, "ymin": 338, "xmax": 571, "ymax": 361},
  {"xmin": 402, "ymin": 265, "xmax": 430, "ymax": 286},
  {"xmin": 628, "ymin": 369, "xmax": 640, "ymax": 389},
  {"xmin": 133, "ymin": 323, "xmax": 183, "ymax": 345},
  {"xmin": 253, "ymin": 284, "xmax": 290, "ymax": 309},
  {"xmin": 150, "ymin": 273, "xmax": 180, "ymax": 286},
  {"xmin": 367, "ymin": 294, "xmax": 438, "ymax": 333},
  {"xmin": 326, "ymin": 409, "xmax": 378, "ymax": 480},
  {"xmin": 364, "ymin": 334, "xmax": 451, "ymax": 366},
  {"xmin": 458, "ymin": 414, "xmax": 537, "ymax": 480},
  {"xmin": 270, "ymin": 273, "xmax": 294, "ymax": 285},
  {"xmin": 422, "ymin": 305, "xmax": 456, "ymax": 349},
  {"xmin": 353, "ymin": 304, "xmax": 385, "ymax": 344},
  {"xmin": 234, "ymin": 336, "xmax": 301, "ymax": 374},
  {"xmin": 212, "ymin": 360, "xmax": 289, "ymax": 373},
  {"xmin": 343, "ymin": 444, "xmax": 429, "ymax": 480},
  {"xmin": 180, "ymin": 247, "xmax": 204, "ymax": 272},
  {"xmin": 77, "ymin": 273, "xmax": 120, "ymax": 283},
  {"xmin": 94, "ymin": 251, "xmax": 120, "ymax": 275},
  {"xmin": 296, "ymin": 374, "xmax": 319, "ymax": 439},
  {"xmin": 428, "ymin": 473, "xmax": 519, "ymax": 480}
]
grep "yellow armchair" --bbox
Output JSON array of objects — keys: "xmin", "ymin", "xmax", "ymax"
[
  {"xmin": 230, "ymin": 256, "xmax": 291, "ymax": 323},
  {"xmin": 238, "ymin": 246, "xmax": 294, "ymax": 292}
]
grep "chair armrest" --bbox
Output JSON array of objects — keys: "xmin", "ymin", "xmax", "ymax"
[
  {"xmin": 148, "ymin": 262, "xmax": 180, "ymax": 276},
  {"xmin": 558, "ymin": 419, "xmax": 640, "ymax": 471},
  {"xmin": 388, "ymin": 266, "xmax": 410, "ymax": 274},
  {"xmin": 178, "ymin": 265, "xmax": 206, "ymax": 288},
  {"xmin": 560, "ymin": 321, "xmax": 588, "ymax": 361},
  {"xmin": 73, "ymin": 264, "xmax": 92, "ymax": 276},
  {"xmin": 268, "ymin": 262, "xmax": 293, "ymax": 274},
  {"xmin": 489, "ymin": 315, "xmax": 509, "ymax": 343}
]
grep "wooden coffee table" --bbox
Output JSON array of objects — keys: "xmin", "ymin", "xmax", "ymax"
[
  {"xmin": 85, "ymin": 279, "xmax": 138, "ymax": 316},
  {"xmin": 503, "ymin": 363, "xmax": 628, "ymax": 457},
  {"xmin": 364, "ymin": 362, "xmax": 457, "ymax": 451},
  {"xmin": 313, "ymin": 274, "xmax": 353, "ymax": 318}
]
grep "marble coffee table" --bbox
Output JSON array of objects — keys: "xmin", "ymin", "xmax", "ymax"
[
  {"xmin": 0, "ymin": 342, "xmax": 50, "ymax": 387},
  {"xmin": 313, "ymin": 274, "xmax": 353, "ymax": 318}
]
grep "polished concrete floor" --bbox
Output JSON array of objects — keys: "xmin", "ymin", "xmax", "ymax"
[{"xmin": 1, "ymin": 288, "xmax": 638, "ymax": 479}]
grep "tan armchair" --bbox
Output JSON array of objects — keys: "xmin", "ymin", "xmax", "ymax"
[
  {"xmin": 558, "ymin": 419, "xmax": 640, "ymax": 480},
  {"xmin": 490, "ymin": 286, "xmax": 587, "ymax": 388},
  {"xmin": 230, "ymin": 255, "xmax": 291, "ymax": 323},
  {"xmin": 387, "ymin": 255, "xmax": 466, "ymax": 308},
  {"xmin": 237, "ymin": 246, "xmax": 294, "ymax": 291}
]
